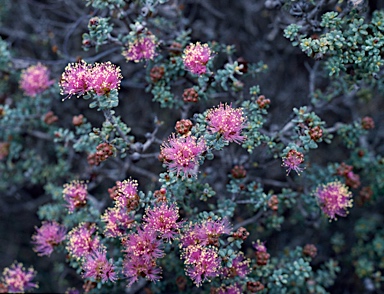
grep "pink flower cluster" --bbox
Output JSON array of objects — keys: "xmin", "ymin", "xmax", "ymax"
[
  {"xmin": 181, "ymin": 218, "xmax": 231, "ymax": 247},
  {"xmin": 62, "ymin": 180, "xmax": 88, "ymax": 213},
  {"xmin": 31, "ymin": 221, "xmax": 66, "ymax": 256},
  {"xmin": 206, "ymin": 103, "xmax": 246, "ymax": 144},
  {"xmin": 101, "ymin": 179, "xmax": 139, "ymax": 238},
  {"xmin": 101, "ymin": 207, "xmax": 135, "ymax": 238},
  {"xmin": 282, "ymin": 149, "xmax": 305, "ymax": 175},
  {"xmin": 221, "ymin": 253, "xmax": 250, "ymax": 278},
  {"xmin": 59, "ymin": 60, "xmax": 122, "ymax": 98},
  {"xmin": 180, "ymin": 218, "xmax": 230, "ymax": 286},
  {"xmin": 182, "ymin": 244, "xmax": 221, "ymax": 287},
  {"xmin": 66, "ymin": 223, "xmax": 101, "ymax": 260},
  {"xmin": 122, "ymin": 35, "xmax": 157, "ymax": 63},
  {"xmin": 82, "ymin": 249, "xmax": 117, "ymax": 283},
  {"xmin": 122, "ymin": 229, "xmax": 164, "ymax": 286},
  {"xmin": 121, "ymin": 201, "xmax": 182, "ymax": 286},
  {"xmin": 183, "ymin": 42, "xmax": 213, "ymax": 75},
  {"xmin": 1, "ymin": 262, "xmax": 38, "ymax": 293},
  {"xmin": 19, "ymin": 63, "xmax": 54, "ymax": 97},
  {"xmin": 143, "ymin": 202, "xmax": 181, "ymax": 242},
  {"xmin": 315, "ymin": 181, "xmax": 353, "ymax": 220},
  {"xmin": 160, "ymin": 134, "xmax": 206, "ymax": 177}
]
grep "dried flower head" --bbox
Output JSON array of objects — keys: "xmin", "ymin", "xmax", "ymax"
[
  {"xmin": 32, "ymin": 221, "xmax": 66, "ymax": 256},
  {"xmin": 123, "ymin": 35, "xmax": 157, "ymax": 63},
  {"xmin": 1, "ymin": 262, "xmax": 38, "ymax": 293},
  {"xmin": 160, "ymin": 134, "xmax": 206, "ymax": 178},
  {"xmin": 314, "ymin": 181, "xmax": 353, "ymax": 220},
  {"xmin": 183, "ymin": 42, "xmax": 213, "ymax": 75},
  {"xmin": 206, "ymin": 103, "xmax": 246, "ymax": 144},
  {"xmin": 63, "ymin": 180, "xmax": 88, "ymax": 213},
  {"xmin": 20, "ymin": 63, "xmax": 54, "ymax": 97}
]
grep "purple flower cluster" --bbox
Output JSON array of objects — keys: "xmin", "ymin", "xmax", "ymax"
[
  {"xmin": 31, "ymin": 221, "xmax": 66, "ymax": 256},
  {"xmin": 160, "ymin": 134, "xmax": 206, "ymax": 177},
  {"xmin": 122, "ymin": 35, "xmax": 157, "ymax": 63},
  {"xmin": 206, "ymin": 103, "xmax": 246, "ymax": 144},
  {"xmin": 183, "ymin": 42, "xmax": 213, "ymax": 75},
  {"xmin": 1, "ymin": 262, "xmax": 38, "ymax": 293},
  {"xmin": 315, "ymin": 181, "xmax": 353, "ymax": 220},
  {"xmin": 62, "ymin": 180, "xmax": 88, "ymax": 213},
  {"xmin": 59, "ymin": 60, "xmax": 122, "ymax": 99},
  {"xmin": 66, "ymin": 223, "xmax": 101, "ymax": 260},
  {"xmin": 19, "ymin": 63, "xmax": 54, "ymax": 97},
  {"xmin": 180, "ymin": 218, "xmax": 230, "ymax": 286}
]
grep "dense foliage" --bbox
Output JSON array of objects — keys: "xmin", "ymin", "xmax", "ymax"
[{"xmin": 0, "ymin": 0, "xmax": 383, "ymax": 293}]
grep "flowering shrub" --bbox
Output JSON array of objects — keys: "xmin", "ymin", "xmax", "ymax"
[{"xmin": 0, "ymin": 0, "xmax": 384, "ymax": 293}]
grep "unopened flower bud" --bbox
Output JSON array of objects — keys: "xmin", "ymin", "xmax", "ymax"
[
  {"xmin": 183, "ymin": 88, "xmax": 199, "ymax": 103},
  {"xmin": 175, "ymin": 119, "xmax": 193, "ymax": 135},
  {"xmin": 72, "ymin": 114, "xmax": 84, "ymax": 126},
  {"xmin": 303, "ymin": 244, "xmax": 317, "ymax": 258},
  {"xmin": 231, "ymin": 165, "xmax": 247, "ymax": 179},
  {"xmin": 256, "ymin": 95, "xmax": 271, "ymax": 109},
  {"xmin": 361, "ymin": 116, "xmax": 375, "ymax": 130},
  {"xmin": 43, "ymin": 111, "xmax": 58, "ymax": 125},
  {"xmin": 150, "ymin": 66, "xmax": 165, "ymax": 83}
]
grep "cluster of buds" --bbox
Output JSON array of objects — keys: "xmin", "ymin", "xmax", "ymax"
[
  {"xmin": 169, "ymin": 42, "xmax": 182, "ymax": 56},
  {"xmin": 43, "ymin": 111, "xmax": 58, "ymax": 125},
  {"xmin": 183, "ymin": 88, "xmax": 199, "ymax": 103},
  {"xmin": 256, "ymin": 95, "xmax": 271, "ymax": 109},
  {"xmin": 303, "ymin": 244, "xmax": 317, "ymax": 258},
  {"xmin": 232, "ymin": 227, "xmax": 249, "ymax": 241},
  {"xmin": 0, "ymin": 142, "xmax": 10, "ymax": 160},
  {"xmin": 336, "ymin": 162, "xmax": 361, "ymax": 189},
  {"xmin": 150, "ymin": 66, "xmax": 165, "ymax": 83},
  {"xmin": 175, "ymin": 119, "xmax": 193, "ymax": 136},
  {"xmin": 87, "ymin": 143, "xmax": 114, "ymax": 166},
  {"xmin": 361, "ymin": 116, "xmax": 375, "ymax": 130},
  {"xmin": 72, "ymin": 114, "xmax": 84, "ymax": 126},
  {"xmin": 231, "ymin": 165, "xmax": 247, "ymax": 179},
  {"xmin": 357, "ymin": 186, "xmax": 373, "ymax": 206},
  {"xmin": 268, "ymin": 195, "xmax": 279, "ymax": 211},
  {"xmin": 236, "ymin": 57, "xmax": 248, "ymax": 73},
  {"xmin": 247, "ymin": 281, "xmax": 265, "ymax": 293},
  {"xmin": 175, "ymin": 276, "xmax": 187, "ymax": 292},
  {"xmin": 308, "ymin": 125, "xmax": 323, "ymax": 141},
  {"xmin": 153, "ymin": 188, "xmax": 167, "ymax": 202},
  {"xmin": 254, "ymin": 241, "xmax": 270, "ymax": 266}
]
